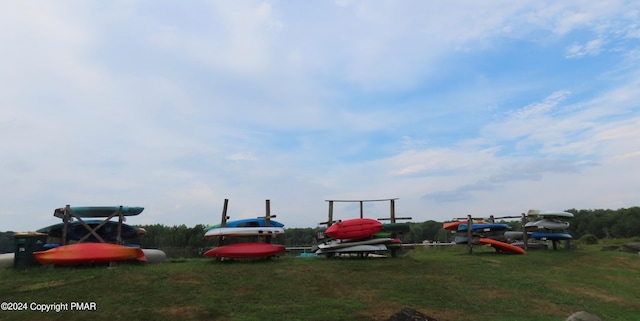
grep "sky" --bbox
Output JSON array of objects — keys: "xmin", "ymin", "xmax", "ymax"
[{"xmin": 1, "ymin": 1, "xmax": 639, "ymax": 232}]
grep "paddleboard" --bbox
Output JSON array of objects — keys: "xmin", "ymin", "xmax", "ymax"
[
  {"xmin": 317, "ymin": 237, "xmax": 393, "ymax": 250},
  {"xmin": 141, "ymin": 249, "xmax": 167, "ymax": 264},
  {"xmin": 457, "ymin": 223, "xmax": 509, "ymax": 232},
  {"xmin": 33, "ymin": 243, "xmax": 146, "ymax": 265},
  {"xmin": 0, "ymin": 253, "xmax": 14, "ymax": 268},
  {"xmin": 37, "ymin": 220, "xmax": 143, "ymax": 242},
  {"xmin": 525, "ymin": 219, "xmax": 570, "ymax": 230},
  {"xmin": 527, "ymin": 210, "xmax": 574, "ymax": 218},
  {"xmin": 205, "ymin": 218, "xmax": 285, "ymax": 231},
  {"xmin": 324, "ymin": 218, "xmax": 382, "ymax": 240},
  {"xmin": 531, "ymin": 232, "xmax": 573, "ymax": 240},
  {"xmin": 203, "ymin": 242, "xmax": 286, "ymax": 259},
  {"xmin": 479, "ymin": 238, "xmax": 526, "ymax": 254},
  {"xmin": 204, "ymin": 226, "xmax": 285, "ymax": 237},
  {"xmin": 54, "ymin": 206, "xmax": 144, "ymax": 217}
]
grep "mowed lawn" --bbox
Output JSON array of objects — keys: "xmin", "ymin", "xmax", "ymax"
[{"xmin": 1, "ymin": 243, "xmax": 639, "ymax": 321}]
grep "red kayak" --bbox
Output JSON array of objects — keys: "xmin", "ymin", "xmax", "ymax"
[
  {"xmin": 203, "ymin": 242, "xmax": 286, "ymax": 259},
  {"xmin": 33, "ymin": 243, "xmax": 146, "ymax": 265},
  {"xmin": 325, "ymin": 218, "xmax": 382, "ymax": 240}
]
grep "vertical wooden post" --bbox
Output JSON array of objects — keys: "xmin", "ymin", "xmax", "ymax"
[
  {"xmin": 390, "ymin": 199, "xmax": 397, "ymax": 257},
  {"xmin": 116, "ymin": 206, "xmax": 124, "ymax": 245},
  {"xmin": 521, "ymin": 213, "xmax": 528, "ymax": 251},
  {"xmin": 390, "ymin": 199, "xmax": 396, "ymax": 223},
  {"xmin": 359, "ymin": 201, "xmax": 363, "ymax": 218},
  {"xmin": 265, "ymin": 199, "xmax": 272, "ymax": 244},
  {"xmin": 467, "ymin": 214, "xmax": 473, "ymax": 254},
  {"xmin": 218, "ymin": 199, "xmax": 229, "ymax": 248},
  {"xmin": 62, "ymin": 205, "xmax": 70, "ymax": 246},
  {"xmin": 489, "ymin": 215, "xmax": 495, "ymax": 223},
  {"xmin": 327, "ymin": 201, "xmax": 334, "ymax": 227}
]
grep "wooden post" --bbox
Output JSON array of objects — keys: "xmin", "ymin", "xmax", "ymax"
[
  {"xmin": 489, "ymin": 215, "xmax": 495, "ymax": 223},
  {"xmin": 62, "ymin": 205, "xmax": 70, "ymax": 246},
  {"xmin": 390, "ymin": 199, "xmax": 396, "ymax": 223},
  {"xmin": 329, "ymin": 201, "xmax": 334, "ymax": 224},
  {"xmin": 218, "ymin": 199, "xmax": 229, "ymax": 248},
  {"xmin": 359, "ymin": 201, "xmax": 363, "ymax": 218},
  {"xmin": 521, "ymin": 213, "xmax": 528, "ymax": 251},
  {"xmin": 116, "ymin": 206, "xmax": 124, "ymax": 245},
  {"xmin": 265, "ymin": 199, "xmax": 271, "ymax": 244},
  {"xmin": 467, "ymin": 214, "xmax": 473, "ymax": 254}
]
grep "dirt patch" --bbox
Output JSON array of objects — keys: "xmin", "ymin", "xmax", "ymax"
[
  {"xmin": 170, "ymin": 275, "xmax": 200, "ymax": 284},
  {"xmin": 16, "ymin": 280, "xmax": 66, "ymax": 292},
  {"xmin": 159, "ymin": 305, "xmax": 201, "ymax": 317}
]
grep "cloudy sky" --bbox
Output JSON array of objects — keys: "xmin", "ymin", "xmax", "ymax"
[{"xmin": 2, "ymin": 1, "xmax": 639, "ymax": 232}]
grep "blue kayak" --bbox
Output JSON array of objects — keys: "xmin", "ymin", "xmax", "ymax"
[
  {"xmin": 457, "ymin": 223, "xmax": 509, "ymax": 232},
  {"xmin": 531, "ymin": 232, "xmax": 573, "ymax": 240},
  {"xmin": 204, "ymin": 218, "xmax": 284, "ymax": 232},
  {"xmin": 54, "ymin": 206, "xmax": 144, "ymax": 218},
  {"xmin": 37, "ymin": 220, "xmax": 143, "ymax": 242}
]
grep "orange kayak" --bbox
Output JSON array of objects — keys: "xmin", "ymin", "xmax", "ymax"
[{"xmin": 33, "ymin": 243, "xmax": 146, "ymax": 265}]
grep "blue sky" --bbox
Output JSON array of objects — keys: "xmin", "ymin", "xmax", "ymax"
[{"xmin": 2, "ymin": 1, "xmax": 639, "ymax": 232}]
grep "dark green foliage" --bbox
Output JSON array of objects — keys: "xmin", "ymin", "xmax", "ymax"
[{"xmin": 579, "ymin": 234, "xmax": 599, "ymax": 245}]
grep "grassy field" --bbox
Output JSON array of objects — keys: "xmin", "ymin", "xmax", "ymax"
[{"xmin": 1, "ymin": 241, "xmax": 639, "ymax": 321}]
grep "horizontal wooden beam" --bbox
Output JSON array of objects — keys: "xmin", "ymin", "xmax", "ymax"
[
  {"xmin": 325, "ymin": 198, "xmax": 399, "ymax": 202},
  {"xmin": 377, "ymin": 217, "xmax": 412, "ymax": 221}
]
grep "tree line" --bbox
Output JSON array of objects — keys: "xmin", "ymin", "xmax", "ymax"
[{"xmin": 1, "ymin": 207, "xmax": 638, "ymax": 254}]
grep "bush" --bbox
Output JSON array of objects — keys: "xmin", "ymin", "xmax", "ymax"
[{"xmin": 579, "ymin": 234, "xmax": 599, "ymax": 245}]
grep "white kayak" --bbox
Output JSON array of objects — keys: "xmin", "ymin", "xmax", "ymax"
[
  {"xmin": 204, "ymin": 226, "xmax": 285, "ymax": 237},
  {"xmin": 525, "ymin": 219, "xmax": 570, "ymax": 230},
  {"xmin": 317, "ymin": 237, "xmax": 393, "ymax": 250},
  {"xmin": 317, "ymin": 244, "xmax": 387, "ymax": 254},
  {"xmin": 527, "ymin": 210, "xmax": 574, "ymax": 218}
]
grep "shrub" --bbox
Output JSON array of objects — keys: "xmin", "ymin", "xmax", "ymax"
[{"xmin": 579, "ymin": 234, "xmax": 599, "ymax": 245}]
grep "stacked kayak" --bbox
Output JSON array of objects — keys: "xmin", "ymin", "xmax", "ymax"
[
  {"xmin": 32, "ymin": 205, "xmax": 166, "ymax": 265},
  {"xmin": 315, "ymin": 218, "xmax": 402, "ymax": 256},
  {"xmin": 525, "ymin": 211, "xmax": 574, "ymax": 241},
  {"xmin": 444, "ymin": 220, "xmax": 524, "ymax": 254},
  {"xmin": 203, "ymin": 218, "xmax": 286, "ymax": 259}
]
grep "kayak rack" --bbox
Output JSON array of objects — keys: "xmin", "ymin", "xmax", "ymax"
[
  {"xmin": 322, "ymin": 198, "xmax": 405, "ymax": 227},
  {"xmin": 54, "ymin": 205, "xmax": 128, "ymax": 245},
  {"xmin": 215, "ymin": 198, "xmax": 278, "ymax": 249},
  {"xmin": 321, "ymin": 198, "xmax": 408, "ymax": 257}
]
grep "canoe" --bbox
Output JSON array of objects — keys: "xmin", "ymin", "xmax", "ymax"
[
  {"xmin": 204, "ymin": 226, "xmax": 285, "ymax": 237},
  {"xmin": 203, "ymin": 242, "xmax": 286, "ymax": 259},
  {"xmin": 317, "ymin": 237, "xmax": 393, "ymax": 250},
  {"xmin": 204, "ymin": 218, "xmax": 285, "ymax": 231},
  {"xmin": 325, "ymin": 218, "xmax": 382, "ymax": 240},
  {"xmin": 316, "ymin": 244, "xmax": 387, "ymax": 254},
  {"xmin": 531, "ymin": 232, "xmax": 573, "ymax": 240},
  {"xmin": 54, "ymin": 206, "xmax": 144, "ymax": 217},
  {"xmin": 479, "ymin": 238, "xmax": 526, "ymax": 254},
  {"xmin": 525, "ymin": 219, "xmax": 570, "ymax": 230},
  {"xmin": 37, "ymin": 220, "xmax": 143, "ymax": 242},
  {"xmin": 33, "ymin": 243, "xmax": 146, "ymax": 265},
  {"xmin": 0, "ymin": 253, "xmax": 13, "ymax": 268},
  {"xmin": 457, "ymin": 223, "xmax": 509, "ymax": 232},
  {"xmin": 527, "ymin": 210, "xmax": 574, "ymax": 218},
  {"xmin": 141, "ymin": 249, "xmax": 167, "ymax": 264}
]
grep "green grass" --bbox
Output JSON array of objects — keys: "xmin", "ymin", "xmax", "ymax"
[{"xmin": 1, "ymin": 243, "xmax": 639, "ymax": 321}]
